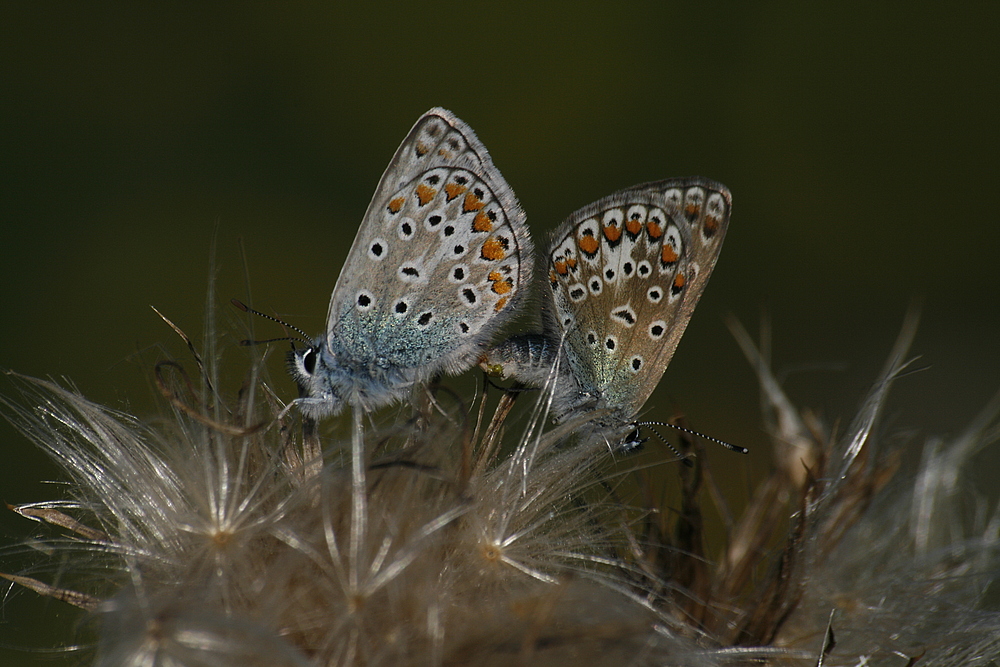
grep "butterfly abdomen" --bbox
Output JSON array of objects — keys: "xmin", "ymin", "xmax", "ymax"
[{"xmin": 479, "ymin": 333, "xmax": 560, "ymax": 387}]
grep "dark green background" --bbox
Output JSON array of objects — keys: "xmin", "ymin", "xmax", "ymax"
[{"xmin": 2, "ymin": 4, "xmax": 998, "ymax": 663}]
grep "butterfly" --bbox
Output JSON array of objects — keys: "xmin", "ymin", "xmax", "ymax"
[
  {"xmin": 480, "ymin": 178, "xmax": 730, "ymax": 448},
  {"xmin": 289, "ymin": 109, "xmax": 533, "ymax": 418}
]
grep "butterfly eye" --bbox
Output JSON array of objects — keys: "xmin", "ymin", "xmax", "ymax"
[
  {"xmin": 620, "ymin": 428, "xmax": 647, "ymax": 452},
  {"xmin": 302, "ymin": 348, "xmax": 317, "ymax": 375}
]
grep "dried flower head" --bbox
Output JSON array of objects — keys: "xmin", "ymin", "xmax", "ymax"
[{"xmin": 2, "ymin": 307, "xmax": 1000, "ymax": 666}]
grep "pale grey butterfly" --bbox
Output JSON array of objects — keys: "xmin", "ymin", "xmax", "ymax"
[
  {"xmin": 480, "ymin": 178, "xmax": 730, "ymax": 449},
  {"xmin": 289, "ymin": 108, "xmax": 533, "ymax": 418}
]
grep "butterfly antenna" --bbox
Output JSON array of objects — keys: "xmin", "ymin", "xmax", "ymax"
[
  {"xmin": 634, "ymin": 420, "xmax": 748, "ymax": 455},
  {"xmin": 231, "ymin": 299, "xmax": 312, "ymax": 345},
  {"xmin": 626, "ymin": 425, "xmax": 694, "ymax": 467}
]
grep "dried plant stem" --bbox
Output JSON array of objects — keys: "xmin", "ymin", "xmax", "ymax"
[{"xmin": 350, "ymin": 406, "xmax": 367, "ymax": 593}]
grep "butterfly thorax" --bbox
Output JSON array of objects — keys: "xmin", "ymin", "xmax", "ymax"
[{"xmin": 289, "ymin": 336, "xmax": 418, "ymax": 418}]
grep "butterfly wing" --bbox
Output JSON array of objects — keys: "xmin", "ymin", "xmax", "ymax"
[
  {"xmin": 326, "ymin": 109, "xmax": 533, "ymax": 381},
  {"xmin": 545, "ymin": 178, "xmax": 730, "ymax": 421}
]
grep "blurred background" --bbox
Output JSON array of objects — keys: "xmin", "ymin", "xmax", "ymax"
[{"xmin": 2, "ymin": 3, "xmax": 998, "ymax": 662}]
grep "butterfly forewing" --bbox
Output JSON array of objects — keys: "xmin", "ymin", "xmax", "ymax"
[
  {"xmin": 547, "ymin": 178, "xmax": 730, "ymax": 418},
  {"xmin": 328, "ymin": 109, "xmax": 532, "ymax": 372}
]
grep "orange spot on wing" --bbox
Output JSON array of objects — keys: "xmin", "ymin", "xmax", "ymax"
[
  {"xmin": 549, "ymin": 270, "xmax": 558, "ymax": 284},
  {"xmin": 494, "ymin": 296, "xmax": 509, "ymax": 312},
  {"xmin": 473, "ymin": 211, "xmax": 493, "ymax": 232},
  {"xmin": 415, "ymin": 184, "xmax": 436, "ymax": 206},
  {"xmin": 463, "ymin": 192, "xmax": 485, "ymax": 212},
  {"xmin": 554, "ymin": 259, "xmax": 568, "ymax": 275},
  {"xmin": 578, "ymin": 235, "xmax": 599, "ymax": 255},
  {"xmin": 489, "ymin": 271, "xmax": 513, "ymax": 294},
  {"xmin": 388, "ymin": 197, "xmax": 405, "ymax": 213},
  {"xmin": 647, "ymin": 220, "xmax": 663, "ymax": 239},
  {"xmin": 481, "ymin": 237, "xmax": 506, "ymax": 261},
  {"xmin": 661, "ymin": 244, "xmax": 678, "ymax": 264},
  {"xmin": 625, "ymin": 219, "xmax": 643, "ymax": 235},
  {"xmin": 673, "ymin": 273, "xmax": 686, "ymax": 290},
  {"xmin": 704, "ymin": 214, "xmax": 720, "ymax": 235},
  {"xmin": 566, "ymin": 257, "xmax": 577, "ymax": 270},
  {"xmin": 685, "ymin": 203, "xmax": 700, "ymax": 217},
  {"xmin": 415, "ymin": 141, "xmax": 429, "ymax": 156},
  {"xmin": 444, "ymin": 183, "xmax": 467, "ymax": 201},
  {"xmin": 603, "ymin": 225, "xmax": 621, "ymax": 242}
]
